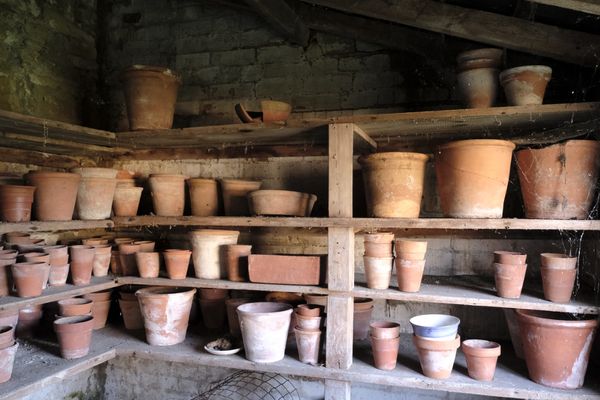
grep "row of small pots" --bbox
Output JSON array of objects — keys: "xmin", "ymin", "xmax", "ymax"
[{"xmin": 360, "ymin": 139, "xmax": 600, "ymax": 219}]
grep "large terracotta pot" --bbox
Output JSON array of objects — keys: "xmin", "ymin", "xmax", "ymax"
[
  {"xmin": 516, "ymin": 309, "xmax": 598, "ymax": 389},
  {"xmin": 187, "ymin": 178, "xmax": 218, "ymax": 216},
  {"xmin": 121, "ymin": 65, "xmax": 181, "ymax": 130},
  {"xmin": 26, "ymin": 172, "xmax": 80, "ymax": 221},
  {"xmin": 435, "ymin": 139, "xmax": 515, "ymax": 218},
  {"xmin": 516, "ymin": 140, "xmax": 600, "ymax": 219},
  {"xmin": 54, "ymin": 315, "xmax": 94, "ymax": 359},
  {"xmin": 359, "ymin": 152, "xmax": 429, "ymax": 218},
  {"xmin": 219, "ymin": 179, "xmax": 262, "ymax": 216},
  {"xmin": 457, "ymin": 68, "xmax": 497, "ymax": 108},
  {"xmin": 148, "ymin": 174, "xmax": 186, "ymax": 217},
  {"xmin": 0, "ymin": 185, "xmax": 35, "ymax": 222},
  {"xmin": 189, "ymin": 230, "xmax": 239, "ymax": 279},
  {"xmin": 500, "ymin": 65, "xmax": 551, "ymax": 106},
  {"xmin": 75, "ymin": 177, "xmax": 117, "ymax": 220}
]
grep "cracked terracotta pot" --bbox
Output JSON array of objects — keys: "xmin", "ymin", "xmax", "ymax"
[
  {"xmin": 462, "ymin": 339, "xmax": 501, "ymax": 381},
  {"xmin": 396, "ymin": 259, "xmax": 426, "ymax": 293},
  {"xmin": 225, "ymin": 244, "xmax": 252, "ymax": 282},
  {"xmin": 58, "ymin": 298, "xmax": 93, "ymax": 317},
  {"xmin": 69, "ymin": 245, "xmax": 95, "ymax": 285},
  {"xmin": 54, "ymin": 315, "xmax": 94, "ymax": 359},
  {"xmin": 0, "ymin": 185, "xmax": 35, "ymax": 222},
  {"xmin": 11, "ymin": 261, "xmax": 49, "ymax": 297},
  {"xmin": 91, "ymin": 244, "xmax": 112, "ymax": 277},
  {"xmin": 190, "ymin": 229, "xmax": 240, "ymax": 279},
  {"xmin": 516, "ymin": 140, "xmax": 600, "ymax": 219},
  {"xmin": 457, "ymin": 68, "xmax": 498, "ymax": 108},
  {"xmin": 118, "ymin": 242, "xmax": 141, "ymax": 276},
  {"xmin": 187, "ymin": 178, "xmax": 218, "ymax": 217},
  {"xmin": 413, "ymin": 334, "xmax": 461, "ymax": 379},
  {"xmin": 0, "ymin": 342, "xmax": 18, "ymax": 383},
  {"xmin": 219, "ymin": 179, "xmax": 262, "ymax": 216},
  {"xmin": 363, "ymin": 232, "xmax": 394, "ymax": 257},
  {"xmin": 370, "ymin": 334, "xmax": 400, "ymax": 370},
  {"xmin": 135, "ymin": 251, "xmax": 160, "ymax": 278},
  {"xmin": 163, "ymin": 249, "xmax": 191, "ymax": 279},
  {"xmin": 494, "ymin": 262, "xmax": 527, "ymax": 299},
  {"xmin": 359, "ymin": 152, "xmax": 429, "ymax": 218},
  {"xmin": 75, "ymin": 177, "xmax": 117, "ymax": 220},
  {"xmin": 516, "ymin": 309, "xmax": 598, "ymax": 389},
  {"xmin": 364, "ymin": 256, "xmax": 393, "ymax": 290},
  {"xmin": 112, "ymin": 186, "xmax": 143, "ymax": 217},
  {"xmin": 148, "ymin": 174, "xmax": 186, "ymax": 217},
  {"xmin": 26, "ymin": 171, "xmax": 80, "ymax": 221},
  {"xmin": 295, "ymin": 327, "xmax": 321, "ymax": 365},
  {"xmin": 136, "ymin": 287, "xmax": 196, "ymax": 346},
  {"xmin": 48, "ymin": 264, "xmax": 69, "ymax": 286},
  {"xmin": 500, "ymin": 65, "xmax": 551, "ymax": 106}
]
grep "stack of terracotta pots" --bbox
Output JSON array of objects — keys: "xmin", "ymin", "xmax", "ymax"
[
  {"xmin": 0, "ymin": 325, "xmax": 18, "ymax": 383},
  {"xmin": 187, "ymin": 178, "xmax": 218, "ymax": 216},
  {"xmin": 456, "ymin": 48, "xmax": 503, "ymax": 108},
  {"xmin": 0, "ymin": 249, "xmax": 18, "ymax": 296},
  {"xmin": 461, "ymin": 339, "xmax": 501, "ymax": 381},
  {"xmin": 294, "ymin": 304, "xmax": 323, "ymax": 365},
  {"xmin": 69, "ymin": 245, "xmax": 95, "ymax": 285},
  {"xmin": 410, "ymin": 314, "xmax": 461, "ymax": 379},
  {"xmin": 113, "ymin": 171, "xmax": 143, "ymax": 217},
  {"xmin": 395, "ymin": 239, "xmax": 427, "ymax": 292},
  {"xmin": 493, "ymin": 251, "xmax": 527, "ymax": 299},
  {"xmin": 353, "ymin": 298, "xmax": 374, "ymax": 341},
  {"xmin": 148, "ymin": 174, "xmax": 187, "ymax": 217},
  {"xmin": 57, "ymin": 298, "xmax": 93, "ymax": 317},
  {"xmin": 83, "ymin": 290, "xmax": 112, "ymax": 329},
  {"xmin": 369, "ymin": 321, "xmax": 400, "ymax": 370},
  {"xmin": 220, "ymin": 179, "xmax": 262, "ymax": 216},
  {"xmin": 27, "ymin": 171, "xmax": 80, "ymax": 221},
  {"xmin": 500, "ymin": 65, "xmax": 552, "ymax": 106},
  {"xmin": 54, "ymin": 314, "xmax": 94, "ymax": 359},
  {"xmin": 225, "ymin": 244, "xmax": 252, "ymax": 282},
  {"xmin": 540, "ymin": 253, "xmax": 577, "ymax": 303},
  {"xmin": 189, "ymin": 229, "xmax": 240, "ymax": 279},
  {"xmin": 72, "ymin": 168, "xmax": 117, "ymax": 220},
  {"xmin": 163, "ymin": 249, "xmax": 191, "ymax": 279},
  {"xmin": 363, "ymin": 232, "xmax": 394, "ymax": 290},
  {"xmin": 0, "ymin": 184, "xmax": 35, "ymax": 222},
  {"xmin": 199, "ymin": 288, "xmax": 228, "ymax": 330},
  {"xmin": 43, "ymin": 245, "xmax": 70, "ymax": 286},
  {"xmin": 118, "ymin": 288, "xmax": 144, "ymax": 330}
]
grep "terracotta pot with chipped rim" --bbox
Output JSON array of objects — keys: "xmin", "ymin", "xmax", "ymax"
[
  {"xmin": 135, "ymin": 251, "xmax": 160, "ymax": 278},
  {"xmin": 199, "ymin": 297, "xmax": 227, "ymax": 330},
  {"xmin": 134, "ymin": 241, "xmax": 155, "ymax": 252},
  {"xmin": 500, "ymin": 65, "xmax": 552, "ymax": 106},
  {"xmin": 187, "ymin": 178, "xmax": 218, "ymax": 217},
  {"xmin": 189, "ymin": 229, "xmax": 240, "ymax": 279},
  {"xmin": 122, "ymin": 65, "xmax": 181, "ymax": 130},
  {"xmin": 89, "ymin": 299, "xmax": 111, "ymax": 330},
  {"xmin": 363, "ymin": 232, "xmax": 394, "ymax": 257},
  {"xmin": 148, "ymin": 174, "xmax": 186, "ymax": 217},
  {"xmin": 75, "ymin": 177, "xmax": 117, "ymax": 220},
  {"xmin": 396, "ymin": 259, "xmax": 426, "ymax": 293},
  {"xmin": 26, "ymin": 171, "xmax": 81, "ymax": 221},
  {"xmin": 516, "ymin": 309, "xmax": 598, "ymax": 389},
  {"xmin": 540, "ymin": 267, "xmax": 577, "ymax": 303},
  {"xmin": 295, "ymin": 327, "xmax": 321, "ymax": 365},
  {"xmin": 58, "ymin": 298, "xmax": 93, "ymax": 317},
  {"xmin": 296, "ymin": 304, "xmax": 321, "ymax": 317},
  {"xmin": 540, "ymin": 253, "xmax": 577, "ymax": 270},
  {"xmin": 457, "ymin": 68, "xmax": 498, "ymax": 108},
  {"xmin": 364, "ymin": 256, "xmax": 393, "ymax": 290},
  {"xmin": 493, "ymin": 251, "xmax": 526, "ymax": 265},
  {"xmin": 0, "ymin": 185, "xmax": 35, "ymax": 222},
  {"xmin": 92, "ymin": 244, "xmax": 112, "ymax": 277},
  {"xmin": 0, "ymin": 325, "xmax": 15, "ymax": 350},
  {"xmin": 0, "ymin": 342, "xmax": 18, "ymax": 383},
  {"xmin": 394, "ymin": 239, "xmax": 427, "ymax": 260},
  {"xmin": 413, "ymin": 334, "xmax": 461, "ymax": 379},
  {"xmin": 370, "ymin": 321, "xmax": 401, "ymax": 339},
  {"xmin": 225, "ymin": 297, "xmax": 253, "ymax": 338},
  {"xmin": 48, "ymin": 264, "xmax": 69, "ymax": 286},
  {"xmin": 69, "ymin": 245, "xmax": 95, "ymax": 285},
  {"xmin": 54, "ymin": 315, "xmax": 94, "ymax": 359},
  {"xmin": 136, "ymin": 287, "xmax": 196, "ymax": 345},
  {"xmin": 435, "ymin": 139, "xmax": 515, "ymax": 218},
  {"xmin": 220, "ymin": 179, "xmax": 262, "ymax": 216},
  {"xmin": 225, "ymin": 244, "xmax": 252, "ymax": 282},
  {"xmin": 163, "ymin": 249, "xmax": 191, "ymax": 279},
  {"xmin": 118, "ymin": 298, "xmax": 144, "ymax": 330},
  {"xmin": 462, "ymin": 339, "xmax": 501, "ymax": 381},
  {"xmin": 42, "ymin": 245, "xmax": 69, "ymax": 266},
  {"xmin": 370, "ymin": 334, "xmax": 400, "ymax": 370},
  {"xmin": 113, "ymin": 186, "xmax": 143, "ymax": 217},
  {"xmin": 11, "ymin": 261, "xmax": 49, "ymax": 297},
  {"xmin": 359, "ymin": 152, "xmax": 429, "ymax": 218},
  {"xmin": 119, "ymin": 242, "xmax": 141, "ymax": 276},
  {"xmin": 494, "ymin": 262, "xmax": 527, "ymax": 299}
]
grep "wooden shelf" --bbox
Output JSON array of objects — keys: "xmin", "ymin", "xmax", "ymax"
[
  {"xmin": 0, "ymin": 220, "xmax": 113, "ymax": 235},
  {"xmin": 0, "ymin": 277, "xmax": 118, "ymax": 311}
]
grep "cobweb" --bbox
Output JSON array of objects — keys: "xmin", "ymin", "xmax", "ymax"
[{"xmin": 192, "ymin": 371, "xmax": 301, "ymax": 400}]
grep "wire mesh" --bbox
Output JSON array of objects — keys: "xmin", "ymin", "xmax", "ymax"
[{"xmin": 193, "ymin": 370, "xmax": 301, "ymax": 400}]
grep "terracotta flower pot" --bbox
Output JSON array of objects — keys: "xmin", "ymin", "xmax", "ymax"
[
  {"xmin": 83, "ymin": 290, "xmax": 112, "ymax": 302},
  {"xmin": 199, "ymin": 298, "xmax": 227, "ymax": 330},
  {"xmin": 502, "ymin": 309, "xmax": 524, "ymax": 359},
  {"xmin": 516, "ymin": 309, "xmax": 598, "ymax": 389},
  {"xmin": 11, "ymin": 261, "xmax": 49, "ymax": 297},
  {"xmin": 248, "ymin": 190, "xmax": 317, "ymax": 217},
  {"xmin": 135, "ymin": 251, "xmax": 160, "ymax": 278},
  {"xmin": 71, "ymin": 168, "xmax": 118, "ymax": 179},
  {"xmin": 54, "ymin": 315, "xmax": 94, "ymax": 359},
  {"xmin": 189, "ymin": 229, "xmax": 240, "ymax": 279},
  {"xmin": 370, "ymin": 321, "xmax": 401, "ymax": 339},
  {"xmin": 540, "ymin": 253, "xmax": 577, "ymax": 269},
  {"xmin": 219, "ymin": 179, "xmax": 262, "ymax": 216},
  {"xmin": 295, "ymin": 327, "xmax": 321, "ymax": 365},
  {"xmin": 121, "ymin": 65, "xmax": 181, "ymax": 130},
  {"xmin": 17, "ymin": 305, "xmax": 42, "ymax": 337},
  {"xmin": 354, "ymin": 305, "xmax": 374, "ymax": 341},
  {"xmin": 516, "ymin": 140, "xmax": 600, "ymax": 219},
  {"xmin": 540, "ymin": 267, "xmax": 576, "ymax": 303},
  {"xmin": 394, "ymin": 239, "xmax": 427, "ymax": 260},
  {"xmin": 163, "ymin": 249, "xmax": 191, "ymax": 279},
  {"xmin": 0, "ymin": 309, "xmax": 18, "ymax": 329},
  {"xmin": 296, "ymin": 304, "xmax": 321, "ymax": 317},
  {"xmin": 493, "ymin": 251, "xmax": 526, "ymax": 265},
  {"xmin": 134, "ymin": 241, "xmax": 155, "ymax": 252},
  {"xmin": 112, "ymin": 186, "xmax": 143, "ymax": 217},
  {"xmin": 225, "ymin": 244, "xmax": 252, "ymax": 282},
  {"xmin": 42, "ymin": 245, "xmax": 69, "ymax": 266},
  {"xmin": 187, "ymin": 178, "xmax": 218, "ymax": 216},
  {"xmin": 118, "ymin": 299, "xmax": 144, "ymax": 330},
  {"xmin": 75, "ymin": 177, "xmax": 117, "ymax": 220},
  {"xmin": 370, "ymin": 334, "xmax": 400, "ymax": 370},
  {"xmin": 359, "ymin": 152, "xmax": 429, "ymax": 218},
  {"xmin": 26, "ymin": 172, "xmax": 81, "ymax": 221},
  {"xmin": 500, "ymin": 65, "xmax": 551, "ymax": 106},
  {"xmin": 136, "ymin": 287, "xmax": 196, "ymax": 345},
  {"xmin": 363, "ymin": 232, "xmax": 394, "ymax": 257},
  {"xmin": 261, "ymin": 100, "xmax": 292, "ymax": 123},
  {"xmin": 462, "ymin": 339, "xmax": 501, "ymax": 381},
  {"xmin": 225, "ymin": 297, "xmax": 253, "ymax": 338},
  {"xmin": 295, "ymin": 313, "xmax": 321, "ymax": 330},
  {"xmin": 396, "ymin": 259, "xmax": 426, "ymax": 293},
  {"xmin": 0, "ymin": 185, "xmax": 35, "ymax": 222},
  {"xmin": 456, "ymin": 48, "xmax": 503, "ymax": 70},
  {"xmin": 118, "ymin": 243, "xmax": 141, "ymax": 276},
  {"xmin": 0, "ymin": 342, "xmax": 18, "ymax": 383},
  {"xmin": 494, "ymin": 262, "xmax": 527, "ymax": 299},
  {"xmin": 47, "ymin": 263, "xmax": 68, "ymax": 287},
  {"xmin": 0, "ymin": 257, "xmax": 16, "ymax": 296},
  {"xmin": 364, "ymin": 256, "xmax": 393, "ymax": 290},
  {"xmin": 92, "ymin": 245, "xmax": 112, "ymax": 277},
  {"xmin": 435, "ymin": 139, "xmax": 515, "ymax": 218},
  {"xmin": 199, "ymin": 288, "xmax": 229, "ymax": 300},
  {"xmin": 69, "ymin": 245, "xmax": 95, "ymax": 285},
  {"xmin": 0, "ymin": 326, "xmax": 15, "ymax": 350},
  {"xmin": 89, "ymin": 299, "xmax": 111, "ymax": 330},
  {"xmin": 148, "ymin": 174, "xmax": 186, "ymax": 217},
  {"xmin": 457, "ymin": 68, "xmax": 498, "ymax": 108},
  {"xmin": 58, "ymin": 298, "xmax": 93, "ymax": 317},
  {"xmin": 413, "ymin": 334, "xmax": 461, "ymax": 379}
]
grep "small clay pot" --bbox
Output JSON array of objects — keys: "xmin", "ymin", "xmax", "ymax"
[
  {"xmin": 90, "ymin": 300, "xmax": 111, "ymax": 330},
  {"xmin": 0, "ymin": 185, "xmax": 35, "ymax": 222},
  {"xmin": 493, "ymin": 251, "xmax": 526, "ymax": 265},
  {"xmin": 92, "ymin": 245, "xmax": 112, "ymax": 277},
  {"xmin": 219, "ymin": 179, "xmax": 262, "ymax": 216},
  {"xmin": 54, "ymin": 315, "xmax": 94, "ymax": 359},
  {"xmin": 17, "ymin": 305, "xmax": 42, "ymax": 337},
  {"xmin": 364, "ymin": 256, "xmax": 393, "ymax": 290},
  {"xmin": 0, "ymin": 325, "xmax": 15, "ymax": 350},
  {"xmin": 199, "ymin": 298, "xmax": 227, "ymax": 330},
  {"xmin": 119, "ymin": 243, "xmax": 141, "ymax": 276},
  {"xmin": 11, "ymin": 261, "xmax": 49, "ymax": 297},
  {"xmin": 225, "ymin": 297, "xmax": 253, "ymax": 338},
  {"xmin": 457, "ymin": 68, "xmax": 498, "ymax": 108},
  {"xmin": 295, "ymin": 313, "xmax": 321, "ymax": 330},
  {"xmin": 370, "ymin": 335, "xmax": 400, "ymax": 370},
  {"xmin": 353, "ymin": 305, "xmax": 374, "ymax": 341},
  {"xmin": 134, "ymin": 241, "xmax": 155, "ymax": 252},
  {"xmin": 187, "ymin": 178, "xmax": 218, "ymax": 216},
  {"xmin": 42, "ymin": 245, "xmax": 69, "ymax": 266},
  {"xmin": 370, "ymin": 321, "xmax": 400, "ymax": 339},
  {"xmin": 296, "ymin": 304, "xmax": 321, "ymax": 317},
  {"xmin": 494, "ymin": 262, "xmax": 527, "ymax": 299},
  {"xmin": 58, "ymin": 298, "xmax": 93, "ymax": 317},
  {"xmin": 540, "ymin": 267, "xmax": 576, "ymax": 303},
  {"xmin": 199, "ymin": 288, "xmax": 229, "ymax": 300},
  {"xmin": 135, "ymin": 251, "xmax": 160, "ymax": 278},
  {"xmin": 363, "ymin": 232, "xmax": 394, "ymax": 257},
  {"xmin": 396, "ymin": 259, "xmax": 426, "ymax": 293},
  {"xmin": 394, "ymin": 239, "xmax": 427, "ymax": 260},
  {"xmin": 48, "ymin": 264, "xmax": 69, "ymax": 287},
  {"xmin": 295, "ymin": 327, "xmax": 321, "ymax": 365},
  {"xmin": 413, "ymin": 334, "xmax": 461, "ymax": 379},
  {"xmin": 500, "ymin": 65, "xmax": 551, "ymax": 106},
  {"xmin": 69, "ymin": 245, "xmax": 95, "ymax": 285},
  {"xmin": 0, "ymin": 342, "xmax": 18, "ymax": 383},
  {"xmin": 462, "ymin": 339, "xmax": 501, "ymax": 381},
  {"xmin": 225, "ymin": 244, "xmax": 252, "ymax": 282},
  {"xmin": 540, "ymin": 253, "xmax": 577, "ymax": 270},
  {"xmin": 163, "ymin": 249, "xmax": 191, "ymax": 279},
  {"xmin": 118, "ymin": 299, "xmax": 144, "ymax": 330},
  {"xmin": 148, "ymin": 174, "xmax": 186, "ymax": 217},
  {"xmin": 112, "ymin": 186, "xmax": 143, "ymax": 217}
]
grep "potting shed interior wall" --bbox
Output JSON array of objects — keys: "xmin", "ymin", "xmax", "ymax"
[{"xmin": 1, "ymin": 0, "xmax": 600, "ymax": 399}]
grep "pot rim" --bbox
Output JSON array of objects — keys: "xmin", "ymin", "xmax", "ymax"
[
  {"xmin": 499, "ymin": 65, "xmax": 552, "ymax": 81},
  {"xmin": 26, "ymin": 171, "xmax": 81, "ymax": 179},
  {"xmin": 461, "ymin": 339, "xmax": 501, "ymax": 357},
  {"xmin": 122, "ymin": 65, "xmax": 181, "ymax": 83},
  {"xmin": 135, "ymin": 286, "xmax": 197, "ymax": 297},
  {"xmin": 190, "ymin": 229, "xmax": 240, "ymax": 237},
  {"xmin": 54, "ymin": 314, "xmax": 94, "ymax": 326},
  {"xmin": 516, "ymin": 139, "xmax": 600, "ymax": 155},
  {"xmin": 456, "ymin": 48, "xmax": 503, "ymax": 64},
  {"xmin": 148, "ymin": 174, "xmax": 187, "ymax": 180},
  {"xmin": 413, "ymin": 333, "xmax": 461, "ymax": 350},
  {"xmin": 58, "ymin": 298, "xmax": 93, "ymax": 306},
  {"xmin": 237, "ymin": 301, "xmax": 293, "ymax": 315},
  {"xmin": 438, "ymin": 139, "xmax": 516, "ymax": 151},
  {"xmin": 370, "ymin": 320, "xmax": 401, "ymax": 330},
  {"xmin": 358, "ymin": 152, "xmax": 429, "ymax": 165},
  {"xmin": 516, "ymin": 309, "xmax": 598, "ymax": 328},
  {"xmin": 186, "ymin": 178, "xmax": 217, "ymax": 184}
]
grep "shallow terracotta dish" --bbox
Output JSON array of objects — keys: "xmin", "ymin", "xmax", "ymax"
[{"xmin": 248, "ymin": 190, "xmax": 317, "ymax": 217}]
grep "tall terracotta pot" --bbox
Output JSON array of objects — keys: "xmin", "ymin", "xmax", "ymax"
[
  {"xmin": 500, "ymin": 65, "xmax": 551, "ymax": 106},
  {"xmin": 189, "ymin": 230, "xmax": 239, "ymax": 279},
  {"xmin": 219, "ymin": 179, "xmax": 262, "ymax": 216},
  {"xmin": 121, "ymin": 65, "xmax": 181, "ymax": 130},
  {"xmin": 54, "ymin": 315, "xmax": 94, "ymax": 359},
  {"xmin": 148, "ymin": 174, "xmax": 186, "ymax": 217},
  {"xmin": 26, "ymin": 172, "xmax": 81, "ymax": 221},
  {"xmin": 187, "ymin": 178, "xmax": 218, "ymax": 216},
  {"xmin": 359, "ymin": 152, "xmax": 429, "ymax": 218},
  {"xmin": 0, "ymin": 185, "xmax": 35, "ymax": 222},
  {"xmin": 435, "ymin": 139, "xmax": 515, "ymax": 218},
  {"xmin": 69, "ymin": 245, "xmax": 95, "ymax": 285},
  {"xmin": 112, "ymin": 186, "xmax": 143, "ymax": 217},
  {"xmin": 516, "ymin": 140, "xmax": 600, "ymax": 219},
  {"xmin": 75, "ymin": 177, "xmax": 117, "ymax": 220}
]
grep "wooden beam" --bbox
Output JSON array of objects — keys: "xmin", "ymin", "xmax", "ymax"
[
  {"xmin": 302, "ymin": 0, "xmax": 600, "ymax": 66},
  {"xmin": 325, "ymin": 380, "xmax": 351, "ymax": 400},
  {"xmin": 0, "ymin": 147, "xmax": 97, "ymax": 169},
  {"xmin": 528, "ymin": 0, "xmax": 600, "ymax": 15},
  {"xmin": 244, "ymin": 0, "xmax": 310, "ymax": 46}
]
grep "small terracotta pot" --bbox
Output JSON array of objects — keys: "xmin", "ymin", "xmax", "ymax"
[
  {"xmin": 199, "ymin": 298, "xmax": 227, "ymax": 330},
  {"xmin": 295, "ymin": 313, "xmax": 321, "ymax": 330},
  {"xmin": 148, "ymin": 174, "xmax": 186, "ymax": 217},
  {"xmin": 413, "ymin": 334, "xmax": 461, "ymax": 379},
  {"xmin": 370, "ymin": 334, "xmax": 400, "ymax": 370},
  {"xmin": 48, "ymin": 263, "xmax": 68, "ymax": 287},
  {"xmin": 21, "ymin": 251, "xmax": 50, "ymax": 263},
  {"xmin": 118, "ymin": 299, "xmax": 144, "ymax": 330},
  {"xmin": 11, "ymin": 261, "xmax": 49, "ymax": 297},
  {"xmin": 457, "ymin": 68, "xmax": 497, "ymax": 108},
  {"xmin": 17, "ymin": 305, "xmax": 42, "ymax": 337},
  {"xmin": 363, "ymin": 232, "xmax": 394, "ymax": 257},
  {"xmin": 119, "ymin": 243, "xmax": 141, "ymax": 276},
  {"xmin": 370, "ymin": 321, "xmax": 400, "ymax": 339},
  {"xmin": 353, "ymin": 305, "xmax": 374, "ymax": 341},
  {"xmin": 493, "ymin": 251, "xmax": 526, "ymax": 265},
  {"xmin": 225, "ymin": 244, "xmax": 252, "ymax": 282},
  {"xmin": 462, "ymin": 339, "xmax": 501, "ymax": 381},
  {"xmin": 135, "ymin": 251, "xmax": 160, "ymax": 278},
  {"xmin": 75, "ymin": 177, "xmax": 117, "ymax": 220},
  {"xmin": 0, "ymin": 185, "xmax": 35, "ymax": 222},
  {"xmin": 500, "ymin": 65, "xmax": 551, "ymax": 106},
  {"xmin": 394, "ymin": 239, "xmax": 427, "ymax": 260},
  {"xmin": 163, "ymin": 249, "xmax": 191, "ymax": 279},
  {"xmin": 219, "ymin": 179, "xmax": 262, "ymax": 216},
  {"xmin": 54, "ymin": 315, "xmax": 94, "ymax": 359},
  {"xmin": 69, "ymin": 245, "xmax": 95, "ymax": 285},
  {"xmin": 112, "ymin": 186, "xmax": 143, "ymax": 217},
  {"xmin": 0, "ymin": 326, "xmax": 15, "ymax": 350},
  {"xmin": 225, "ymin": 298, "xmax": 253, "ymax": 338},
  {"xmin": 199, "ymin": 288, "xmax": 229, "ymax": 300},
  {"xmin": 58, "ymin": 298, "xmax": 93, "ymax": 317},
  {"xmin": 364, "ymin": 256, "xmax": 393, "ymax": 290},
  {"xmin": 43, "ymin": 245, "xmax": 69, "ymax": 266},
  {"xmin": 189, "ymin": 230, "xmax": 240, "ymax": 279},
  {"xmin": 26, "ymin": 172, "xmax": 81, "ymax": 221},
  {"xmin": 0, "ymin": 257, "xmax": 16, "ymax": 296},
  {"xmin": 83, "ymin": 290, "xmax": 112, "ymax": 302},
  {"xmin": 396, "ymin": 259, "xmax": 426, "ymax": 292},
  {"xmin": 0, "ymin": 342, "xmax": 18, "ymax": 383},
  {"xmin": 92, "ymin": 245, "xmax": 112, "ymax": 277},
  {"xmin": 296, "ymin": 304, "xmax": 321, "ymax": 317},
  {"xmin": 494, "ymin": 262, "xmax": 527, "ymax": 299},
  {"xmin": 0, "ymin": 310, "xmax": 19, "ymax": 329},
  {"xmin": 134, "ymin": 241, "xmax": 155, "ymax": 252},
  {"xmin": 187, "ymin": 178, "xmax": 218, "ymax": 216},
  {"xmin": 540, "ymin": 253, "xmax": 577, "ymax": 270},
  {"xmin": 295, "ymin": 327, "xmax": 321, "ymax": 365},
  {"xmin": 90, "ymin": 300, "xmax": 111, "ymax": 330},
  {"xmin": 540, "ymin": 267, "xmax": 576, "ymax": 303}
]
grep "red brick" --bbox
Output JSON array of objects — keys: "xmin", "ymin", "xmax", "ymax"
[{"xmin": 248, "ymin": 254, "xmax": 321, "ymax": 285}]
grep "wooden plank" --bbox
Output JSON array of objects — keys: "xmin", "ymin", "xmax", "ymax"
[
  {"xmin": 244, "ymin": 0, "xmax": 309, "ymax": 46},
  {"xmin": 324, "ymin": 380, "xmax": 351, "ymax": 400},
  {"xmin": 0, "ymin": 132, "xmax": 126, "ymax": 155},
  {"xmin": 328, "ymin": 228, "xmax": 354, "ymax": 291},
  {"xmin": 326, "ymin": 294, "xmax": 354, "ymax": 369},
  {"xmin": 352, "ymin": 124, "xmax": 377, "ymax": 151},
  {"xmin": 328, "ymin": 123, "xmax": 354, "ymax": 217},
  {"xmin": 0, "ymin": 220, "xmax": 114, "ymax": 235},
  {"xmin": 528, "ymin": 0, "xmax": 600, "ymax": 15},
  {"xmin": 303, "ymin": 0, "xmax": 600, "ymax": 66},
  {"xmin": 0, "ymin": 147, "xmax": 97, "ymax": 169}
]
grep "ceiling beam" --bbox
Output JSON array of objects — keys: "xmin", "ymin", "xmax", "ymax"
[
  {"xmin": 302, "ymin": 0, "xmax": 600, "ymax": 66},
  {"xmin": 243, "ymin": 0, "xmax": 310, "ymax": 46},
  {"xmin": 527, "ymin": 0, "xmax": 600, "ymax": 15}
]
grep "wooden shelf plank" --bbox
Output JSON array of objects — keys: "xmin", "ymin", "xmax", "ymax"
[
  {"xmin": 0, "ymin": 277, "xmax": 118, "ymax": 311},
  {"xmin": 0, "ymin": 220, "xmax": 114, "ymax": 235},
  {"xmin": 111, "ymin": 215, "xmax": 333, "ymax": 228}
]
